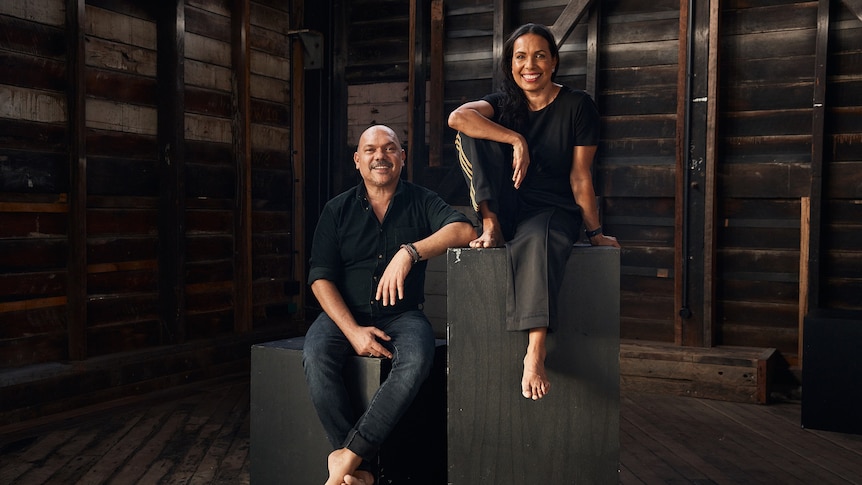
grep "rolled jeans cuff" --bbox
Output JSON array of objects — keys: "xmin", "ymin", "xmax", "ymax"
[{"xmin": 343, "ymin": 428, "xmax": 377, "ymax": 463}]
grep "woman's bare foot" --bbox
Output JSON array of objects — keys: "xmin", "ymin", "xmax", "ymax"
[
  {"xmin": 522, "ymin": 328, "xmax": 550, "ymax": 400},
  {"xmin": 469, "ymin": 225, "xmax": 504, "ymax": 248},
  {"xmin": 470, "ymin": 203, "xmax": 504, "ymax": 248},
  {"xmin": 325, "ymin": 448, "xmax": 363, "ymax": 485}
]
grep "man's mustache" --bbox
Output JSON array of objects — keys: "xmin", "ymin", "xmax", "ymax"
[{"xmin": 370, "ymin": 161, "xmax": 394, "ymax": 169}]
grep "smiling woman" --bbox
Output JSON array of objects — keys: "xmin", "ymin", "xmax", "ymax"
[{"xmin": 447, "ymin": 22, "xmax": 619, "ymax": 402}]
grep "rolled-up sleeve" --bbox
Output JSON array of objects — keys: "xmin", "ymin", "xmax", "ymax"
[{"xmin": 307, "ymin": 205, "xmax": 341, "ymax": 286}]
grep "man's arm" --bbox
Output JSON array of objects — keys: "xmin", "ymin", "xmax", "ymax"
[
  {"xmin": 311, "ymin": 278, "xmax": 393, "ymax": 358},
  {"xmin": 376, "ymin": 220, "xmax": 475, "ymax": 306}
]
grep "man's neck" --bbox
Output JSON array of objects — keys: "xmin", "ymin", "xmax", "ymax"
[{"xmin": 364, "ymin": 183, "xmax": 397, "ymax": 222}]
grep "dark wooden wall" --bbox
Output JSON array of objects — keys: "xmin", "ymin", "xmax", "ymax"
[{"xmin": 0, "ymin": 0, "xmax": 304, "ymax": 423}]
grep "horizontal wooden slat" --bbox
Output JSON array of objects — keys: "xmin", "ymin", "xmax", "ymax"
[{"xmin": 0, "ymin": 296, "xmax": 66, "ymax": 314}]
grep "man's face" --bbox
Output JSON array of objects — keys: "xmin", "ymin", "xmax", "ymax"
[{"xmin": 354, "ymin": 127, "xmax": 405, "ymax": 189}]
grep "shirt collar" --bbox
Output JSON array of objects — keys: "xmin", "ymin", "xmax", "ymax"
[{"xmin": 354, "ymin": 179, "xmax": 405, "ymax": 203}]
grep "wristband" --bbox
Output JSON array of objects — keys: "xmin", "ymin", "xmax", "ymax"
[
  {"xmin": 585, "ymin": 226, "xmax": 603, "ymax": 238},
  {"xmin": 400, "ymin": 243, "xmax": 421, "ymax": 264}
]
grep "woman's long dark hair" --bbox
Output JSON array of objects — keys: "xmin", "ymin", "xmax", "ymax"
[{"xmin": 497, "ymin": 23, "xmax": 560, "ymax": 132}]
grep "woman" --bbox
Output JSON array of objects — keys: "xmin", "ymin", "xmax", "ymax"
[{"xmin": 448, "ymin": 23, "xmax": 620, "ymax": 401}]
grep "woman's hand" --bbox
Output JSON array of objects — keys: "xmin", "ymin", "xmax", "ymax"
[
  {"xmin": 589, "ymin": 233, "xmax": 620, "ymax": 248},
  {"xmin": 511, "ymin": 138, "xmax": 530, "ymax": 189}
]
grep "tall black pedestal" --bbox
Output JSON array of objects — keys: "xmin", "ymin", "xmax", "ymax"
[{"xmin": 446, "ymin": 246, "xmax": 620, "ymax": 484}]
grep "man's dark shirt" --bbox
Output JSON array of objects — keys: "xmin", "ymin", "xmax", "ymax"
[{"xmin": 308, "ymin": 180, "xmax": 471, "ymax": 318}]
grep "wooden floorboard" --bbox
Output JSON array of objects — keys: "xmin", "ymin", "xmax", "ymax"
[{"xmin": 1, "ymin": 374, "xmax": 861, "ymax": 484}]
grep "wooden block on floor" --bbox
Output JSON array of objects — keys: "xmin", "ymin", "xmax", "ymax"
[
  {"xmin": 446, "ymin": 246, "xmax": 620, "ymax": 485},
  {"xmin": 250, "ymin": 337, "xmax": 447, "ymax": 485},
  {"xmin": 620, "ymin": 341, "xmax": 778, "ymax": 404}
]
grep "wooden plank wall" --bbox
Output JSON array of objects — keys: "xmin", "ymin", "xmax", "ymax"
[
  {"xmin": 715, "ymin": 0, "xmax": 862, "ymax": 363},
  {"xmin": 596, "ymin": 1, "xmax": 680, "ymax": 343},
  {"xmin": 1, "ymin": 0, "xmax": 82, "ymax": 366},
  {"xmin": 0, "ymin": 0, "xmax": 299, "ymax": 372},
  {"xmin": 821, "ymin": 2, "xmax": 862, "ymax": 312},
  {"xmin": 715, "ymin": 1, "xmax": 816, "ymax": 361}
]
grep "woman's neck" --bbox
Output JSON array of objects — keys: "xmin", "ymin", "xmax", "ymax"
[{"xmin": 524, "ymin": 83, "xmax": 561, "ymax": 111}]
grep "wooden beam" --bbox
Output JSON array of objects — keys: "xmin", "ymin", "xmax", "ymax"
[
  {"xmin": 548, "ymin": 0, "xmax": 595, "ymax": 47},
  {"xmin": 799, "ymin": 196, "xmax": 810, "ymax": 367},
  {"xmin": 66, "ymin": 0, "xmax": 87, "ymax": 361},
  {"xmin": 675, "ymin": 0, "xmax": 711, "ymax": 347},
  {"xmin": 428, "ymin": 0, "xmax": 444, "ymax": 168},
  {"xmin": 331, "ymin": 0, "xmax": 349, "ymax": 195},
  {"xmin": 408, "ymin": 0, "xmax": 429, "ymax": 182},
  {"xmin": 156, "ymin": 0, "xmax": 186, "ymax": 344},
  {"xmin": 585, "ymin": 2, "xmax": 600, "ymax": 98},
  {"xmin": 291, "ymin": 0, "xmax": 307, "ymax": 322},
  {"xmin": 703, "ymin": 0, "xmax": 721, "ymax": 347},
  {"xmin": 841, "ymin": 0, "xmax": 862, "ymax": 22},
  {"xmin": 807, "ymin": 0, "xmax": 830, "ymax": 314},
  {"xmin": 687, "ymin": 0, "xmax": 711, "ymax": 347},
  {"xmin": 674, "ymin": 0, "xmax": 691, "ymax": 346},
  {"xmin": 232, "ymin": 0, "xmax": 252, "ymax": 333},
  {"xmin": 492, "ymin": 0, "xmax": 514, "ymax": 91}
]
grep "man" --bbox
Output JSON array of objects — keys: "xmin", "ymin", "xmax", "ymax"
[{"xmin": 303, "ymin": 125, "xmax": 475, "ymax": 485}]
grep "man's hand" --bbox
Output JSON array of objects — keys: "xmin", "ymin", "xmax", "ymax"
[
  {"xmin": 375, "ymin": 247, "xmax": 413, "ymax": 306},
  {"xmin": 346, "ymin": 325, "xmax": 392, "ymax": 359}
]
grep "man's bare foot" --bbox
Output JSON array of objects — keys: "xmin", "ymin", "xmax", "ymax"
[
  {"xmin": 343, "ymin": 470, "xmax": 374, "ymax": 485},
  {"xmin": 325, "ymin": 448, "xmax": 363, "ymax": 485},
  {"xmin": 522, "ymin": 347, "xmax": 550, "ymax": 400}
]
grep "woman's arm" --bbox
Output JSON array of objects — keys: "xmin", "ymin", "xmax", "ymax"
[
  {"xmin": 569, "ymin": 145, "xmax": 620, "ymax": 247},
  {"xmin": 448, "ymin": 100, "xmax": 530, "ymax": 189}
]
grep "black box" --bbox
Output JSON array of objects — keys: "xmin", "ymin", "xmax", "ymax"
[
  {"xmin": 802, "ymin": 309, "xmax": 862, "ymax": 435},
  {"xmin": 250, "ymin": 337, "xmax": 447, "ymax": 485}
]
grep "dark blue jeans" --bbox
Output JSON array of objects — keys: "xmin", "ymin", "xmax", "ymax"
[{"xmin": 301, "ymin": 310, "xmax": 435, "ymax": 463}]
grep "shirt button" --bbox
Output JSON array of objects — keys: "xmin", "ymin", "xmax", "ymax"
[{"xmin": 378, "ymin": 254, "xmax": 383, "ymax": 259}]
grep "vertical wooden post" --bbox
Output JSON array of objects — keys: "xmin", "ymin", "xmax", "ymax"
[
  {"xmin": 66, "ymin": 0, "xmax": 87, "ymax": 360},
  {"xmin": 492, "ymin": 0, "xmax": 514, "ymax": 91},
  {"xmin": 157, "ymin": 0, "xmax": 186, "ymax": 344},
  {"xmin": 585, "ymin": 2, "xmax": 601, "ymax": 98},
  {"xmin": 408, "ymin": 0, "xmax": 429, "ymax": 182},
  {"xmin": 291, "ymin": 1, "xmax": 307, "ymax": 322},
  {"xmin": 232, "ymin": 0, "xmax": 253, "ymax": 333},
  {"xmin": 331, "ymin": 0, "xmax": 349, "ymax": 194},
  {"xmin": 428, "ymin": 0, "xmax": 444, "ymax": 168},
  {"xmin": 674, "ymin": 0, "xmax": 710, "ymax": 347},
  {"xmin": 799, "ymin": 197, "xmax": 811, "ymax": 367},
  {"xmin": 703, "ymin": 0, "xmax": 721, "ymax": 347},
  {"xmin": 807, "ymin": 0, "xmax": 830, "ymax": 314}
]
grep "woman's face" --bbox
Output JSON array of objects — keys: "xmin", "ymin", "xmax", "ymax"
[{"xmin": 511, "ymin": 33, "xmax": 558, "ymax": 95}]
